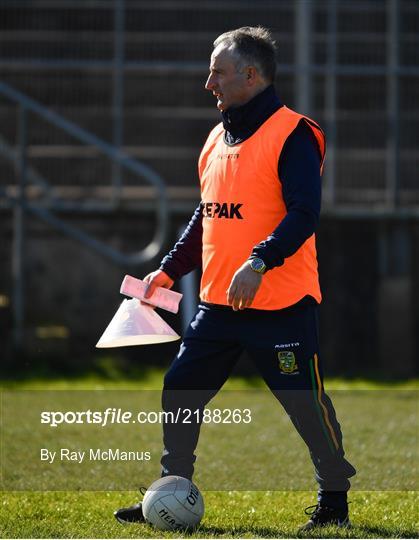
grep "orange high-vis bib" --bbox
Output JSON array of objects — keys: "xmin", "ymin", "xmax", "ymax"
[{"xmin": 198, "ymin": 106, "xmax": 325, "ymax": 310}]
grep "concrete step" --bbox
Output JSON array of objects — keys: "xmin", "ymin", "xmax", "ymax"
[
  {"xmin": 20, "ymin": 154, "xmax": 199, "ymax": 188},
  {"xmin": 0, "ymin": 106, "xmax": 217, "ymax": 147},
  {"xmin": 2, "ymin": 104, "xmax": 418, "ymax": 150},
  {"xmin": 0, "ymin": 70, "xmax": 221, "ymax": 108},
  {"xmin": 0, "ymin": 67, "xmax": 290, "ymax": 107},
  {"xmin": 0, "ymin": 3, "xmax": 295, "ymax": 34},
  {"xmin": 0, "ymin": 30, "xmax": 295, "ymax": 63},
  {"xmin": 3, "ymin": 152, "xmax": 418, "ymax": 208},
  {"xmin": 3, "ymin": 148, "xmax": 417, "ymax": 190},
  {"xmin": 7, "ymin": 30, "xmax": 418, "ymax": 67}
]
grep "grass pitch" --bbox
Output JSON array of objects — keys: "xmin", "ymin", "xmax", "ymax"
[
  {"xmin": 1, "ymin": 490, "xmax": 418, "ymax": 538},
  {"xmin": 1, "ymin": 371, "xmax": 418, "ymax": 538}
]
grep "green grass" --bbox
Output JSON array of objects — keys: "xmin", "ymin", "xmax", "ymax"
[
  {"xmin": 1, "ymin": 490, "xmax": 418, "ymax": 538},
  {"xmin": 2, "ymin": 359, "xmax": 418, "ymax": 390},
  {"xmin": 1, "ymin": 371, "xmax": 418, "ymax": 538}
]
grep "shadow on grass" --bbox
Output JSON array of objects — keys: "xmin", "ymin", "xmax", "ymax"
[
  {"xmin": 296, "ymin": 524, "xmax": 419, "ymax": 539},
  {"xmin": 356, "ymin": 525, "xmax": 419, "ymax": 539},
  {"xmin": 194, "ymin": 524, "xmax": 287, "ymax": 538},
  {"xmin": 195, "ymin": 524, "xmax": 419, "ymax": 539}
]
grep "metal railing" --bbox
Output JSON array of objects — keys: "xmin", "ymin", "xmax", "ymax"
[{"xmin": 0, "ymin": 81, "xmax": 169, "ymax": 348}]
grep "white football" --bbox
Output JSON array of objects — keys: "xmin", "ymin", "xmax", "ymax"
[{"xmin": 142, "ymin": 475, "xmax": 204, "ymax": 531}]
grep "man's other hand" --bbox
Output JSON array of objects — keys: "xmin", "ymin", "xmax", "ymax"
[
  {"xmin": 143, "ymin": 270, "xmax": 174, "ymax": 299},
  {"xmin": 226, "ymin": 261, "xmax": 263, "ymax": 311}
]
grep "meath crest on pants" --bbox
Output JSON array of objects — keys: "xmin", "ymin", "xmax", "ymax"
[{"xmin": 278, "ymin": 351, "xmax": 299, "ymax": 374}]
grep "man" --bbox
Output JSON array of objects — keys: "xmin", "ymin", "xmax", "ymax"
[{"xmin": 115, "ymin": 26, "xmax": 355, "ymax": 531}]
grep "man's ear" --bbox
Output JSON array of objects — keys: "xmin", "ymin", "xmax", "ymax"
[{"xmin": 246, "ymin": 66, "xmax": 258, "ymax": 84}]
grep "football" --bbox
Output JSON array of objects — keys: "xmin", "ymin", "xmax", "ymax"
[{"xmin": 142, "ymin": 475, "xmax": 204, "ymax": 531}]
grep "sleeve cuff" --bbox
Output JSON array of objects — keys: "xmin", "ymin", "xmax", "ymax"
[{"xmin": 159, "ymin": 264, "xmax": 179, "ymax": 282}]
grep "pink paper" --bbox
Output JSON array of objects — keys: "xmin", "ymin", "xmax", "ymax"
[{"xmin": 120, "ymin": 274, "xmax": 182, "ymax": 314}]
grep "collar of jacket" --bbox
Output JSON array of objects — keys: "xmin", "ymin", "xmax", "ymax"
[{"xmin": 221, "ymin": 84, "xmax": 283, "ymax": 145}]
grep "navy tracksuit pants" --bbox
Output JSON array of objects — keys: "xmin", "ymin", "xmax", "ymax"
[{"xmin": 161, "ymin": 299, "xmax": 356, "ymax": 506}]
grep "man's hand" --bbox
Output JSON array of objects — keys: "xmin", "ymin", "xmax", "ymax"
[
  {"xmin": 226, "ymin": 261, "xmax": 263, "ymax": 311},
  {"xmin": 143, "ymin": 270, "xmax": 174, "ymax": 299}
]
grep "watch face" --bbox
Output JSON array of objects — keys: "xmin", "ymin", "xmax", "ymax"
[{"xmin": 251, "ymin": 258, "xmax": 265, "ymax": 272}]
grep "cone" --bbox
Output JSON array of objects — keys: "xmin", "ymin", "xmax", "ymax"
[{"xmin": 96, "ymin": 298, "xmax": 180, "ymax": 348}]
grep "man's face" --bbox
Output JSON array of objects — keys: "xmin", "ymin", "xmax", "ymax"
[{"xmin": 205, "ymin": 45, "xmax": 250, "ymax": 112}]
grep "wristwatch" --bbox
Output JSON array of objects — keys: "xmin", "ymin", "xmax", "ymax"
[{"xmin": 248, "ymin": 257, "xmax": 267, "ymax": 274}]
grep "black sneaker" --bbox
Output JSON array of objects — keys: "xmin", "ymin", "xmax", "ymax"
[
  {"xmin": 298, "ymin": 504, "xmax": 350, "ymax": 532},
  {"xmin": 114, "ymin": 487, "xmax": 147, "ymax": 524}
]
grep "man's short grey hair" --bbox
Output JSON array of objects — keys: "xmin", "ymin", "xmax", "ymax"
[{"xmin": 213, "ymin": 26, "xmax": 277, "ymax": 83}]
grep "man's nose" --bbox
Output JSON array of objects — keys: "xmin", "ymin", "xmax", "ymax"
[{"xmin": 205, "ymin": 74, "xmax": 215, "ymax": 90}]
